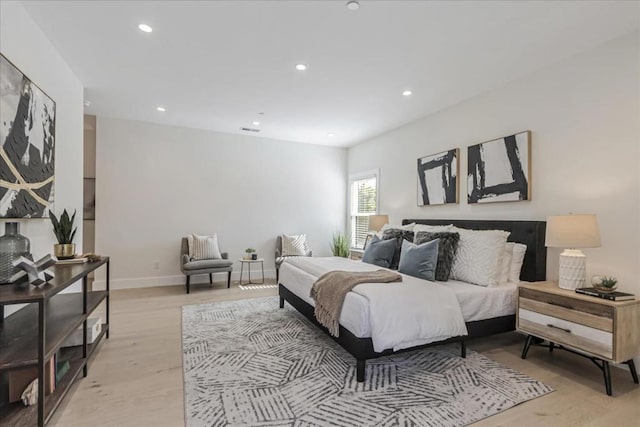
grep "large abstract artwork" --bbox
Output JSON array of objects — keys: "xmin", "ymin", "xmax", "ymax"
[
  {"xmin": 417, "ymin": 148, "xmax": 458, "ymax": 206},
  {"xmin": 468, "ymin": 131, "xmax": 530, "ymax": 204},
  {"xmin": 0, "ymin": 54, "xmax": 55, "ymax": 218}
]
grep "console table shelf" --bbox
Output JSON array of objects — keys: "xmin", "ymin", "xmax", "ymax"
[{"xmin": 0, "ymin": 257, "xmax": 110, "ymax": 427}]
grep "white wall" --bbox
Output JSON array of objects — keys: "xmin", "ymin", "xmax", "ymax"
[
  {"xmin": 348, "ymin": 32, "xmax": 640, "ymax": 295},
  {"xmin": 95, "ymin": 118, "xmax": 346, "ymax": 289},
  {"xmin": 1, "ymin": 1, "xmax": 84, "ymax": 315}
]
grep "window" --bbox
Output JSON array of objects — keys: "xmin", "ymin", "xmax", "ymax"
[{"xmin": 349, "ymin": 171, "xmax": 378, "ymax": 249}]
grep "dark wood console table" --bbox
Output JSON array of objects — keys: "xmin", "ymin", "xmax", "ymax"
[{"xmin": 0, "ymin": 257, "xmax": 110, "ymax": 426}]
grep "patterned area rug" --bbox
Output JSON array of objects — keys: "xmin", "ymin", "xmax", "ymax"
[
  {"xmin": 182, "ymin": 297, "xmax": 552, "ymax": 427},
  {"xmin": 239, "ymin": 284, "xmax": 278, "ymax": 290}
]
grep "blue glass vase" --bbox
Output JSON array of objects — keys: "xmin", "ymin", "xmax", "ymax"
[{"xmin": 0, "ymin": 222, "xmax": 31, "ymax": 283}]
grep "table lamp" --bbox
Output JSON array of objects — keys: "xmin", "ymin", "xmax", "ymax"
[
  {"xmin": 545, "ymin": 214, "xmax": 601, "ymax": 290},
  {"xmin": 368, "ymin": 215, "xmax": 389, "ymax": 233}
]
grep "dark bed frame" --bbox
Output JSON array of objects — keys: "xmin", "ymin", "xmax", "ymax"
[{"xmin": 279, "ymin": 218, "xmax": 547, "ymax": 382}]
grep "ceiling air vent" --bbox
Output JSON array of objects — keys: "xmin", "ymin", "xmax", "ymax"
[{"xmin": 240, "ymin": 127, "xmax": 261, "ymax": 133}]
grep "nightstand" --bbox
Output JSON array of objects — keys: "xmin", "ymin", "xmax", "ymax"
[
  {"xmin": 517, "ymin": 281, "xmax": 640, "ymax": 395},
  {"xmin": 349, "ymin": 249, "xmax": 364, "ymax": 260}
]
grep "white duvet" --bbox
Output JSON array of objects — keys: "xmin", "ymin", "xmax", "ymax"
[{"xmin": 284, "ymin": 257, "xmax": 468, "ymax": 352}]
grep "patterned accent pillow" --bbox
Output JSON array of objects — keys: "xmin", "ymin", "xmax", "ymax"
[
  {"xmin": 281, "ymin": 234, "xmax": 308, "ymax": 256},
  {"xmin": 449, "ymin": 228, "xmax": 509, "ymax": 287},
  {"xmin": 381, "ymin": 229, "xmax": 415, "ymax": 270},
  {"xmin": 414, "ymin": 231, "xmax": 460, "ymax": 281},
  {"xmin": 509, "ymin": 243, "xmax": 527, "ymax": 283},
  {"xmin": 188, "ymin": 233, "xmax": 222, "ymax": 260}
]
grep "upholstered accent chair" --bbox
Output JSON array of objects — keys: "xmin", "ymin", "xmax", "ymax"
[
  {"xmin": 180, "ymin": 238, "xmax": 233, "ymax": 294},
  {"xmin": 275, "ymin": 235, "xmax": 312, "ymax": 283}
]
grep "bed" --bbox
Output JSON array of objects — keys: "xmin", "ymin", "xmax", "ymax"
[{"xmin": 278, "ymin": 219, "xmax": 547, "ymax": 382}]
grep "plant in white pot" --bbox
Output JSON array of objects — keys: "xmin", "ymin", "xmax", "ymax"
[{"xmin": 49, "ymin": 209, "xmax": 77, "ymax": 259}]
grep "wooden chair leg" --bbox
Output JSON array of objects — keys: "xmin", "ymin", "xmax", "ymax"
[
  {"xmin": 209, "ymin": 273, "xmax": 213, "ymax": 284},
  {"xmin": 186, "ymin": 275, "xmax": 190, "ymax": 294},
  {"xmin": 276, "ymin": 267, "xmax": 279, "ymax": 283},
  {"xmin": 227, "ymin": 271, "xmax": 231, "ymax": 288}
]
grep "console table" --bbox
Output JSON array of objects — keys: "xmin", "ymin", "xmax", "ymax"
[{"xmin": 0, "ymin": 257, "xmax": 110, "ymax": 426}]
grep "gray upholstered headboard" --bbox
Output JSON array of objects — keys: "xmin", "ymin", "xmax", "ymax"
[{"xmin": 402, "ymin": 219, "xmax": 547, "ymax": 282}]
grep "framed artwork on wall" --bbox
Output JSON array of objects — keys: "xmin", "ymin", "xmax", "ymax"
[
  {"xmin": 417, "ymin": 148, "xmax": 459, "ymax": 206},
  {"xmin": 467, "ymin": 131, "xmax": 531, "ymax": 204},
  {"xmin": 0, "ymin": 53, "xmax": 56, "ymax": 218}
]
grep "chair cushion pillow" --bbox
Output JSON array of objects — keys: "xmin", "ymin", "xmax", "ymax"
[
  {"xmin": 188, "ymin": 233, "xmax": 222, "ymax": 260},
  {"xmin": 398, "ymin": 239, "xmax": 440, "ymax": 281},
  {"xmin": 381, "ymin": 229, "xmax": 415, "ymax": 270},
  {"xmin": 281, "ymin": 234, "xmax": 308, "ymax": 256},
  {"xmin": 183, "ymin": 258, "xmax": 233, "ymax": 271},
  {"xmin": 362, "ymin": 235, "xmax": 396, "ymax": 268},
  {"xmin": 414, "ymin": 231, "xmax": 460, "ymax": 281}
]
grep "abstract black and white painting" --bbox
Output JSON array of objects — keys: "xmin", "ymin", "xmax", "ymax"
[
  {"xmin": 417, "ymin": 148, "xmax": 458, "ymax": 206},
  {"xmin": 0, "ymin": 54, "xmax": 55, "ymax": 218},
  {"xmin": 468, "ymin": 131, "xmax": 530, "ymax": 204}
]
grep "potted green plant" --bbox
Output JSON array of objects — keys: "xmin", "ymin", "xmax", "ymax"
[
  {"xmin": 594, "ymin": 276, "xmax": 618, "ymax": 293},
  {"xmin": 330, "ymin": 232, "xmax": 350, "ymax": 258},
  {"xmin": 245, "ymin": 248, "xmax": 256, "ymax": 260},
  {"xmin": 49, "ymin": 209, "xmax": 77, "ymax": 259}
]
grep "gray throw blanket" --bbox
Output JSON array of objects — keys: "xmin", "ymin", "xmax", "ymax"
[{"xmin": 310, "ymin": 269, "xmax": 403, "ymax": 337}]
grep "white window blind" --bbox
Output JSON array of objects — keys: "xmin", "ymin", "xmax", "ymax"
[{"xmin": 350, "ymin": 174, "xmax": 377, "ymax": 249}]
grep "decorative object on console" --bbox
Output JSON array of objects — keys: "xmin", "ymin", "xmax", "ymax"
[
  {"xmin": 468, "ymin": 131, "xmax": 531, "ymax": 203},
  {"xmin": 0, "ymin": 54, "xmax": 56, "ymax": 219},
  {"xmin": 244, "ymin": 248, "xmax": 256, "ymax": 260},
  {"xmin": 367, "ymin": 214, "xmax": 389, "ymax": 233},
  {"xmin": 545, "ymin": 214, "xmax": 601, "ymax": 290},
  {"xmin": 0, "ymin": 222, "xmax": 31, "ymax": 283},
  {"xmin": 9, "ymin": 254, "xmax": 56, "ymax": 286},
  {"xmin": 49, "ymin": 209, "xmax": 77, "ymax": 259},
  {"xmin": 417, "ymin": 148, "xmax": 458, "ymax": 206},
  {"xmin": 592, "ymin": 276, "xmax": 618, "ymax": 293},
  {"xmin": 330, "ymin": 232, "xmax": 350, "ymax": 258}
]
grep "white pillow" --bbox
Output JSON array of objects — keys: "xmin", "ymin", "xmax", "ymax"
[
  {"xmin": 282, "ymin": 234, "xmax": 308, "ymax": 256},
  {"xmin": 449, "ymin": 228, "xmax": 510, "ymax": 287},
  {"xmin": 188, "ymin": 233, "xmax": 222, "ymax": 260},
  {"xmin": 412, "ymin": 224, "xmax": 454, "ymax": 235},
  {"xmin": 494, "ymin": 242, "xmax": 514, "ymax": 286},
  {"xmin": 508, "ymin": 243, "xmax": 527, "ymax": 283}
]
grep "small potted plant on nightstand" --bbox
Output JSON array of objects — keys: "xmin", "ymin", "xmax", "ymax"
[
  {"xmin": 245, "ymin": 248, "xmax": 257, "ymax": 260},
  {"xmin": 49, "ymin": 209, "xmax": 77, "ymax": 259},
  {"xmin": 594, "ymin": 276, "xmax": 618, "ymax": 293}
]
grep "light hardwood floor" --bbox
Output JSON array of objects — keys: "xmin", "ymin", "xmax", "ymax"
[{"xmin": 50, "ymin": 281, "xmax": 639, "ymax": 427}]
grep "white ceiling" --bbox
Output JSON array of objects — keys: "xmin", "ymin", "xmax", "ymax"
[{"xmin": 20, "ymin": 1, "xmax": 640, "ymax": 147}]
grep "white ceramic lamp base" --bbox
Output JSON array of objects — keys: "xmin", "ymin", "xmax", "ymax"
[{"xmin": 558, "ymin": 249, "xmax": 587, "ymax": 290}]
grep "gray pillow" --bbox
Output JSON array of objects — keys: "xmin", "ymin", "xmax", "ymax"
[
  {"xmin": 414, "ymin": 231, "xmax": 460, "ymax": 281},
  {"xmin": 382, "ymin": 229, "xmax": 415, "ymax": 270},
  {"xmin": 398, "ymin": 239, "xmax": 440, "ymax": 281},
  {"xmin": 362, "ymin": 235, "xmax": 396, "ymax": 268}
]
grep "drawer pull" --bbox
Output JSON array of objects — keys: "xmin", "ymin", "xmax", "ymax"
[
  {"xmin": 549, "ymin": 301, "xmax": 573, "ymax": 310},
  {"xmin": 547, "ymin": 324, "xmax": 571, "ymax": 334}
]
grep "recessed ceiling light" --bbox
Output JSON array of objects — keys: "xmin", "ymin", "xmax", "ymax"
[
  {"xmin": 328, "ymin": 133, "xmax": 336, "ymax": 137},
  {"xmin": 258, "ymin": 112, "xmax": 265, "ymax": 115},
  {"xmin": 252, "ymin": 121, "xmax": 260, "ymax": 126},
  {"xmin": 346, "ymin": 1, "xmax": 360, "ymax": 11},
  {"xmin": 295, "ymin": 64, "xmax": 307, "ymax": 71},
  {"xmin": 83, "ymin": 100, "xmax": 91, "ymax": 107},
  {"xmin": 402, "ymin": 90, "xmax": 413, "ymax": 97},
  {"xmin": 138, "ymin": 24, "xmax": 153, "ymax": 33},
  {"xmin": 156, "ymin": 106, "xmax": 166, "ymax": 112}
]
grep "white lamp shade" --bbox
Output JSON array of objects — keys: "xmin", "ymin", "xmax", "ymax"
[
  {"xmin": 545, "ymin": 214, "xmax": 601, "ymax": 248},
  {"xmin": 368, "ymin": 215, "xmax": 389, "ymax": 232}
]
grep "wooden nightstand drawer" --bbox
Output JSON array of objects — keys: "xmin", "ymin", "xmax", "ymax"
[
  {"xmin": 520, "ymin": 288, "xmax": 614, "ymax": 319},
  {"xmin": 519, "ymin": 308, "xmax": 613, "ymax": 359},
  {"xmin": 518, "ymin": 297, "xmax": 613, "ymax": 332}
]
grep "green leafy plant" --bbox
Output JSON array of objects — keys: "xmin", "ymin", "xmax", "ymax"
[
  {"xmin": 245, "ymin": 248, "xmax": 256, "ymax": 254},
  {"xmin": 599, "ymin": 276, "xmax": 618, "ymax": 289},
  {"xmin": 49, "ymin": 209, "xmax": 77, "ymax": 244},
  {"xmin": 330, "ymin": 233, "xmax": 350, "ymax": 258}
]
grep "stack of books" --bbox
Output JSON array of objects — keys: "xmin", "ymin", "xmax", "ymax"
[{"xmin": 576, "ymin": 287, "xmax": 635, "ymax": 301}]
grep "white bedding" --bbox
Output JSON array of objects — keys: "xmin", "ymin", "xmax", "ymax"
[
  {"xmin": 280, "ymin": 257, "xmax": 468, "ymax": 352},
  {"xmin": 279, "ymin": 258, "xmax": 517, "ymax": 350}
]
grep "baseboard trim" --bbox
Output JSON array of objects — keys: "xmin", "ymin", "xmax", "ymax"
[{"xmin": 94, "ymin": 269, "xmax": 277, "ymax": 290}]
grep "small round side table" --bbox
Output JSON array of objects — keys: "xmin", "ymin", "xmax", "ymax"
[{"xmin": 238, "ymin": 258, "xmax": 265, "ymax": 285}]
